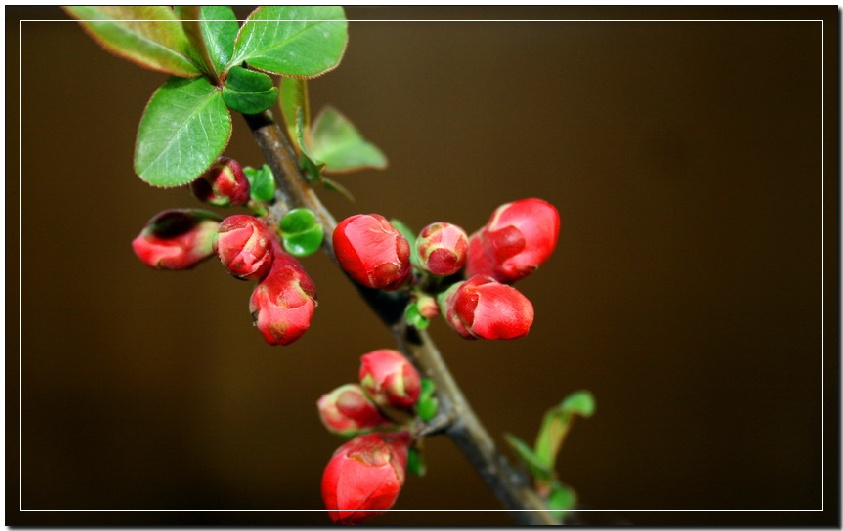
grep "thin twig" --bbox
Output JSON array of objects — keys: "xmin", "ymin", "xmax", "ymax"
[{"xmin": 242, "ymin": 110, "xmax": 557, "ymax": 525}]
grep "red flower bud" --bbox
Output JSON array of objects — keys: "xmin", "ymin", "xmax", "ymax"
[
  {"xmin": 249, "ymin": 242, "xmax": 316, "ymax": 346},
  {"xmin": 132, "ymin": 209, "xmax": 221, "ymax": 270},
  {"xmin": 317, "ymin": 384, "xmax": 391, "ymax": 437},
  {"xmin": 466, "ymin": 198, "xmax": 560, "ymax": 284},
  {"xmin": 416, "ymin": 222, "xmax": 469, "ymax": 276},
  {"xmin": 440, "ymin": 275, "xmax": 534, "ymax": 340},
  {"xmin": 189, "ymin": 157, "xmax": 250, "ymax": 207},
  {"xmin": 333, "ymin": 214, "xmax": 412, "ymax": 291},
  {"xmin": 359, "ymin": 350, "xmax": 421, "ymax": 409},
  {"xmin": 213, "ymin": 215, "xmax": 274, "ymax": 280},
  {"xmin": 321, "ymin": 433, "xmax": 410, "ymax": 525}
]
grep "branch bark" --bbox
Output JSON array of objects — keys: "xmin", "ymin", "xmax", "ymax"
[{"xmin": 242, "ymin": 110, "xmax": 558, "ymax": 525}]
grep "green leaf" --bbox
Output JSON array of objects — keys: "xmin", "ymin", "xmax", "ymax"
[
  {"xmin": 311, "ymin": 107, "xmax": 387, "ymax": 173},
  {"xmin": 244, "ymin": 164, "xmax": 275, "ymax": 202},
  {"xmin": 415, "ymin": 379, "xmax": 438, "ymax": 422},
  {"xmin": 321, "ymin": 176, "xmax": 356, "ymax": 203},
  {"xmin": 223, "ymin": 66, "xmax": 279, "ymax": 114},
  {"xmin": 416, "ymin": 395, "xmax": 439, "ymax": 423},
  {"xmin": 279, "ymin": 208, "xmax": 324, "ymax": 257},
  {"xmin": 63, "ymin": 6, "xmax": 201, "ymax": 77},
  {"xmin": 504, "ymin": 434, "xmax": 554, "ymax": 482},
  {"xmin": 546, "ymin": 481, "xmax": 577, "ymax": 521},
  {"xmin": 419, "ymin": 378, "xmax": 436, "ymax": 400},
  {"xmin": 560, "ymin": 390, "xmax": 596, "ymax": 418},
  {"xmin": 177, "ymin": 6, "xmax": 238, "ymax": 76},
  {"xmin": 230, "ymin": 6, "xmax": 348, "ymax": 78},
  {"xmin": 533, "ymin": 391, "xmax": 596, "ymax": 475},
  {"xmin": 279, "ymin": 77, "xmax": 310, "ymax": 153},
  {"xmin": 135, "ymin": 76, "xmax": 231, "ymax": 187}
]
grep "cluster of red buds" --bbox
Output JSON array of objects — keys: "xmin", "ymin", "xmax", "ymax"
[
  {"xmin": 318, "ymin": 350, "xmax": 424, "ymax": 524},
  {"xmin": 131, "ymin": 157, "xmax": 317, "ymax": 346},
  {"xmin": 332, "ymin": 198, "xmax": 560, "ymax": 339}
]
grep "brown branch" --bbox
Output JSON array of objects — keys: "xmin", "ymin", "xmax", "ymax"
[{"xmin": 242, "ymin": 110, "xmax": 558, "ymax": 525}]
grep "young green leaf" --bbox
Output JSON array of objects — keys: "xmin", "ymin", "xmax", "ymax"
[
  {"xmin": 407, "ymin": 446, "xmax": 427, "ymax": 477},
  {"xmin": 503, "ymin": 433, "xmax": 554, "ymax": 482},
  {"xmin": 533, "ymin": 390, "xmax": 596, "ymax": 476},
  {"xmin": 414, "ymin": 378, "xmax": 438, "ymax": 422},
  {"xmin": 278, "ymin": 208, "xmax": 324, "ymax": 257},
  {"xmin": 177, "ymin": 6, "xmax": 238, "ymax": 76},
  {"xmin": 279, "ymin": 77, "xmax": 310, "ymax": 153},
  {"xmin": 320, "ymin": 177, "xmax": 356, "ymax": 203},
  {"xmin": 230, "ymin": 6, "xmax": 348, "ymax": 78},
  {"xmin": 404, "ymin": 303, "xmax": 430, "ymax": 331},
  {"xmin": 223, "ymin": 66, "xmax": 279, "ymax": 114},
  {"xmin": 63, "ymin": 6, "xmax": 201, "ymax": 77},
  {"xmin": 311, "ymin": 107, "xmax": 388, "ymax": 173},
  {"xmin": 416, "ymin": 395, "xmax": 439, "ymax": 423},
  {"xmin": 135, "ymin": 76, "xmax": 231, "ymax": 187},
  {"xmin": 546, "ymin": 481, "xmax": 577, "ymax": 521},
  {"xmin": 560, "ymin": 390, "xmax": 596, "ymax": 418},
  {"xmin": 244, "ymin": 164, "xmax": 275, "ymax": 202}
]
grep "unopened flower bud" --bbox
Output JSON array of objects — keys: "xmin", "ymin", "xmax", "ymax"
[
  {"xmin": 317, "ymin": 384, "xmax": 390, "ymax": 437},
  {"xmin": 189, "ymin": 157, "xmax": 250, "ymax": 207},
  {"xmin": 333, "ymin": 214, "xmax": 412, "ymax": 291},
  {"xmin": 359, "ymin": 350, "xmax": 421, "ymax": 409},
  {"xmin": 466, "ymin": 198, "xmax": 560, "ymax": 284},
  {"xmin": 440, "ymin": 275, "xmax": 534, "ymax": 340},
  {"xmin": 249, "ymin": 242, "xmax": 316, "ymax": 346},
  {"xmin": 415, "ymin": 293, "xmax": 440, "ymax": 320},
  {"xmin": 416, "ymin": 222, "xmax": 469, "ymax": 276},
  {"xmin": 132, "ymin": 209, "xmax": 221, "ymax": 270},
  {"xmin": 321, "ymin": 433, "xmax": 410, "ymax": 525},
  {"xmin": 214, "ymin": 215, "xmax": 274, "ymax": 280}
]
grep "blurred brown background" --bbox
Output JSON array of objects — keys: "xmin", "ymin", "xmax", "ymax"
[{"xmin": 8, "ymin": 6, "xmax": 839, "ymax": 526}]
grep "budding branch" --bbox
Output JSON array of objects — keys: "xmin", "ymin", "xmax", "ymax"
[{"xmin": 243, "ymin": 110, "xmax": 558, "ymax": 526}]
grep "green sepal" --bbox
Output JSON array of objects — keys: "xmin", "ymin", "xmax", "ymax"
[
  {"xmin": 230, "ymin": 6, "xmax": 348, "ymax": 78},
  {"xmin": 503, "ymin": 433, "xmax": 555, "ymax": 482},
  {"xmin": 546, "ymin": 480, "xmax": 577, "ymax": 522},
  {"xmin": 390, "ymin": 219, "xmax": 422, "ymax": 269},
  {"xmin": 404, "ymin": 303, "xmax": 430, "ymax": 331},
  {"xmin": 63, "ymin": 6, "xmax": 201, "ymax": 78},
  {"xmin": 135, "ymin": 76, "xmax": 231, "ymax": 187},
  {"xmin": 533, "ymin": 390, "xmax": 596, "ymax": 475},
  {"xmin": 311, "ymin": 106, "xmax": 387, "ymax": 174},
  {"xmin": 222, "ymin": 66, "xmax": 279, "ymax": 114},
  {"xmin": 407, "ymin": 446, "xmax": 427, "ymax": 477},
  {"xmin": 278, "ymin": 208, "xmax": 323, "ymax": 257},
  {"xmin": 243, "ymin": 164, "xmax": 275, "ymax": 203}
]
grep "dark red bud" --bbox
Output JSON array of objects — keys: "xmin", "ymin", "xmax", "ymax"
[
  {"xmin": 190, "ymin": 157, "xmax": 250, "ymax": 207},
  {"xmin": 132, "ymin": 209, "xmax": 221, "ymax": 270}
]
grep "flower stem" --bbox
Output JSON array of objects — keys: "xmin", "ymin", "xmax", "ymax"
[{"xmin": 242, "ymin": 110, "xmax": 558, "ymax": 525}]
